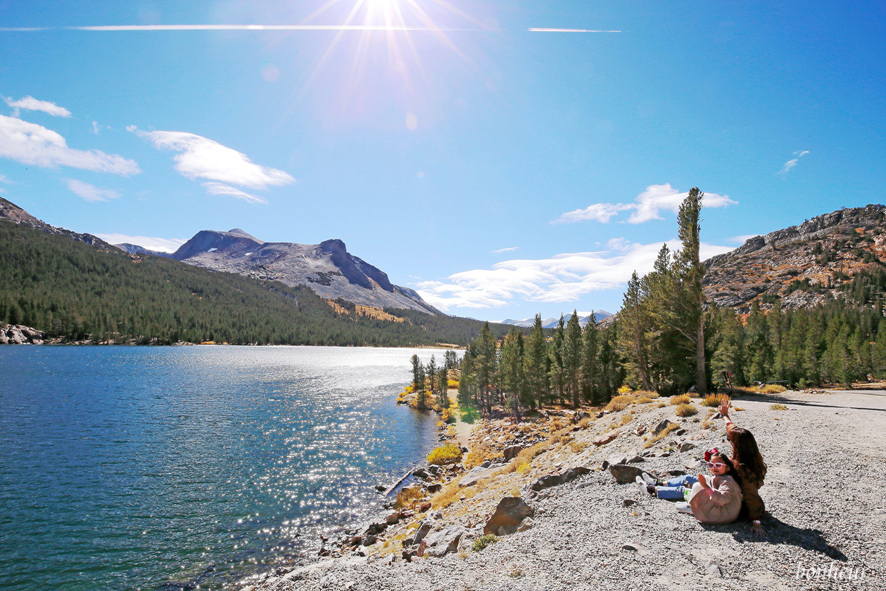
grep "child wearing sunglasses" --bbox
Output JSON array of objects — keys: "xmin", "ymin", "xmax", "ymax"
[
  {"xmin": 640, "ymin": 450, "xmax": 742, "ymax": 524},
  {"xmin": 676, "ymin": 452, "xmax": 744, "ymax": 524}
]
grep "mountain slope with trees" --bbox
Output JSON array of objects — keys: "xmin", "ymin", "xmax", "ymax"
[{"xmin": 0, "ymin": 217, "xmax": 512, "ymax": 346}]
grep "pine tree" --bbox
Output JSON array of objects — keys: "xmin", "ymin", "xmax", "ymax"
[
  {"xmin": 580, "ymin": 312, "xmax": 598, "ymax": 403},
  {"xmin": 523, "ymin": 314, "xmax": 549, "ymax": 409},
  {"xmin": 564, "ymin": 311, "xmax": 583, "ymax": 408}
]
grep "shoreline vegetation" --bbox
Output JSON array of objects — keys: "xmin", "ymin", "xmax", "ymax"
[{"xmin": 243, "ymin": 383, "xmax": 885, "ymax": 590}]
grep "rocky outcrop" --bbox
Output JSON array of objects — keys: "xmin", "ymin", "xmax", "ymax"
[
  {"xmin": 0, "ymin": 324, "xmax": 44, "ymax": 345},
  {"xmin": 0, "ymin": 197, "xmax": 114, "ymax": 250},
  {"xmin": 702, "ymin": 204, "xmax": 886, "ymax": 313}
]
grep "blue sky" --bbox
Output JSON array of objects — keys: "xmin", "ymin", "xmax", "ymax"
[{"xmin": 1, "ymin": 1, "xmax": 884, "ymax": 322}]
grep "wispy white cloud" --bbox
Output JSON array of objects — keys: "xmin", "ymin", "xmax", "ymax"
[
  {"xmin": 5, "ymin": 95, "xmax": 71, "ymax": 118},
  {"xmin": 729, "ymin": 234, "xmax": 759, "ymax": 245},
  {"xmin": 417, "ymin": 240, "xmax": 734, "ymax": 311},
  {"xmin": 554, "ymin": 202, "xmax": 634, "ymax": 224},
  {"xmin": 492, "ymin": 246, "xmax": 519, "ymax": 254},
  {"xmin": 66, "ymin": 179, "xmax": 119, "ymax": 202},
  {"xmin": 0, "ymin": 115, "xmax": 140, "ymax": 175},
  {"xmin": 131, "ymin": 127, "xmax": 294, "ymax": 192},
  {"xmin": 779, "ymin": 150, "xmax": 810, "ymax": 175},
  {"xmin": 552, "ymin": 183, "xmax": 737, "ymax": 225},
  {"xmin": 93, "ymin": 233, "xmax": 186, "ymax": 253},
  {"xmin": 202, "ymin": 182, "xmax": 267, "ymax": 205}
]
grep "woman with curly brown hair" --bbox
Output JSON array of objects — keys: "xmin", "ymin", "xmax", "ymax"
[{"xmin": 719, "ymin": 398, "xmax": 768, "ymax": 536}]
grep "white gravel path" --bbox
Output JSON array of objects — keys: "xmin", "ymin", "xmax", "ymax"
[{"xmin": 245, "ymin": 390, "xmax": 886, "ymax": 590}]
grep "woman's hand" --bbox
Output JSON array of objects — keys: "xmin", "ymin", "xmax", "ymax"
[{"xmin": 718, "ymin": 398, "xmax": 731, "ymax": 419}]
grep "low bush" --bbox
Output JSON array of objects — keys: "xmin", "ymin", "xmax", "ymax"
[
  {"xmin": 643, "ymin": 423, "xmax": 680, "ymax": 449},
  {"xmin": 770, "ymin": 403, "xmax": 788, "ymax": 411},
  {"xmin": 675, "ymin": 403, "xmax": 698, "ymax": 417},
  {"xmin": 427, "ymin": 443, "xmax": 463, "ymax": 465},
  {"xmin": 701, "ymin": 394, "xmax": 721, "ymax": 407},
  {"xmin": 670, "ymin": 394, "xmax": 691, "ymax": 405},
  {"xmin": 472, "ymin": 534, "xmax": 499, "ymax": 552},
  {"xmin": 393, "ymin": 486, "xmax": 424, "ymax": 509},
  {"xmin": 605, "ymin": 395, "xmax": 634, "ymax": 412}
]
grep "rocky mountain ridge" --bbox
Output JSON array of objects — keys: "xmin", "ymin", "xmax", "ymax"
[
  {"xmin": 0, "ymin": 197, "xmax": 113, "ymax": 250},
  {"xmin": 702, "ymin": 204, "xmax": 886, "ymax": 312},
  {"xmin": 170, "ymin": 229, "xmax": 439, "ymax": 315}
]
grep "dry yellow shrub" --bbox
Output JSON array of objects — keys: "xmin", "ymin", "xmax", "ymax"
[
  {"xmin": 701, "ymin": 394, "xmax": 721, "ymax": 407},
  {"xmin": 605, "ymin": 395, "xmax": 633, "ymax": 412},
  {"xmin": 670, "ymin": 394, "xmax": 691, "ymax": 405},
  {"xmin": 675, "ymin": 403, "xmax": 698, "ymax": 417}
]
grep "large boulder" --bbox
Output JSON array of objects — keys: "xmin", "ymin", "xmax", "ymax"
[
  {"xmin": 593, "ymin": 431, "xmax": 618, "ymax": 446},
  {"xmin": 529, "ymin": 473, "xmax": 563, "ymax": 491},
  {"xmin": 653, "ymin": 419, "xmax": 677, "ymax": 436},
  {"xmin": 484, "ymin": 497, "xmax": 535, "ymax": 535},
  {"xmin": 503, "ymin": 444, "xmax": 528, "ymax": 461},
  {"xmin": 420, "ymin": 525, "xmax": 465, "ymax": 557},
  {"xmin": 608, "ymin": 464, "xmax": 647, "ymax": 484}
]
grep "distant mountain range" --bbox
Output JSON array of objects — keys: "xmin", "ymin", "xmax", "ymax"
[{"xmin": 500, "ymin": 311, "xmax": 612, "ymax": 329}]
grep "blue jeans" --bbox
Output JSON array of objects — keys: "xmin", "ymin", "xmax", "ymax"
[{"xmin": 656, "ymin": 475, "xmax": 698, "ymax": 500}]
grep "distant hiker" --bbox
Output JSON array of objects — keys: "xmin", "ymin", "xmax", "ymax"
[
  {"xmin": 719, "ymin": 398, "xmax": 768, "ymax": 536},
  {"xmin": 639, "ymin": 450, "xmax": 743, "ymax": 525}
]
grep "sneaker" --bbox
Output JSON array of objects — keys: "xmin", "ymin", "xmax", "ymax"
[
  {"xmin": 636, "ymin": 476, "xmax": 657, "ymax": 496},
  {"xmin": 675, "ymin": 502, "xmax": 693, "ymax": 514},
  {"xmin": 638, "ymin": 472, "xmax": 658, "ymax": 487}
]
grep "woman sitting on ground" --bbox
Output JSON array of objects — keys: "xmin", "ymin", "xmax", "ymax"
[{"xmin": 719, "ymin": 398, "xmax": 768, "ymax": 536}]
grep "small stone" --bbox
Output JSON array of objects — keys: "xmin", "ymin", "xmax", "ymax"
[
  {"xmin": 680, "ymin": 442, "xmax": 696, "ymax": 452},
  {"xmin": 622, "ymin": 499, "xmax": 637, "ymax": 507}
]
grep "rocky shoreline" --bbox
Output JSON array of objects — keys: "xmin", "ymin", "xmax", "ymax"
[{"xmin": 242, "ymin": 389, "xmax": 885, "ymax": 590}]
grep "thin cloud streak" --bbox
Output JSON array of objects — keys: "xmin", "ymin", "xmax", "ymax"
[
  {"xmin": 202, "ymin": 182, "xmax": 267, "ymax": 205},
  {"xmin": 528, "ymin": 28, "xmax": 622, "ymax": 33},
  {"xmin": 66, "ymin": 179, "xmax": 119, "ymax": 202},
  {"xmin": 5, "ymin": 95, "xmax": 71, "ymax": 117},
  {"xmin": 779, "ymin": 150, "xmax": 810, "ymax": 175},
  {"xmin": 417, "ymin": 240, "xmax": 734, "ymax": 311},
  {"xmin": 2, "ymin": 25, "xmax": 622, "ymax": 33}
]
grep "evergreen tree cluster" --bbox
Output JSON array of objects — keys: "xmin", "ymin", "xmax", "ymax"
[
  {"xmin": 0, "ymin": 222, "xmax": 507, "ymax": 347},
  {"xmin": 457, "ymin": 314, "xmax": 624, "ymax": 419},
  {"xmin": 708, "ymin": 301, "xmax": 886, "ymax": 389}
]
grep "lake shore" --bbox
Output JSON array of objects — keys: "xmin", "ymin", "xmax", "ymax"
[{"xmin": 243, "ymin": 388, "xmax": 886, "ymax": 590}]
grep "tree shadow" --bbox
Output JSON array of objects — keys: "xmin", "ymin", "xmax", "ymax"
[
  {"xmin": 701, "ymin": 515, "xmax": 847, "ymax": 560},
  {"xmin": 719, "ymin": 389, "xmax": 886, "ymax": 414}
]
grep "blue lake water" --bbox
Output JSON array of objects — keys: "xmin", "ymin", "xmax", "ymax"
[{"xmin": 0, "ymin": 346, "xmax": 446, "ymax": 591}]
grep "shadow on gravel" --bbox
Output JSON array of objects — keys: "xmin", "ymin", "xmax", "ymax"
[
  {"xmin": 727, "ymin": 391, "xmax": 886, "ymax": 414},
  {"xmin": 703, "ymin": 517, "xmax": 847, "ymax": 561}
]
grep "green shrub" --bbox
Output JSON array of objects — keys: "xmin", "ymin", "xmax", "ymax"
[{"xmin": 472, "ymin": 534, "xmax": 499, "ymax": 552}]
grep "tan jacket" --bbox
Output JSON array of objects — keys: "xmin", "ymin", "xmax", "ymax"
[{"xmin": 688, "ymin": 475, "xmax": 742, "ymax": 524}]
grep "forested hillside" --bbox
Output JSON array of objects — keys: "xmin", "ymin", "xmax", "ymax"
[{"xmin": 0, "ymin": 221, "xmax": 512, "ymax": 346}]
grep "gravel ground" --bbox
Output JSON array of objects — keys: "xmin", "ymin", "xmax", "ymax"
[{"xmin": 244, "ymin": 390, "xmax": 886, "ymax": 591}]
